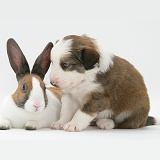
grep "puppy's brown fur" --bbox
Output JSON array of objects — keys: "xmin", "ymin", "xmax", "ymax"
[{"xmin": 82, "ymin": 56, "xmax": 150, "ymax": 128}]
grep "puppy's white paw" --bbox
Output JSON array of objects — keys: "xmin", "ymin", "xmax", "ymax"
[
  {"xmin": 63, "ymin": 122, "xmax": 84, "ymax": 132},
  {"xmin": 96, "ymin": 119, "xmax": 115, "ymax": 130},
  {"xmin": 25, "ymin": 121, "xmax": 39, "ymax": 130},
  {"xmin": 0, "ymin": 119, "xmax": 11, "ymax": 130},
  {"xmin": 50, "ymin": 121, "xmax": 66, "ymax": 130}
]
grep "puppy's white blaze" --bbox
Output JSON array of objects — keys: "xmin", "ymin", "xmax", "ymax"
[
  {"xmin": 50, "ymin": 39, "xmax": 73, "ymax": 81},
  {"xmin": 51, "ymin": 39, "xmax": 73, "ymax": 60},
  {"xmin": 24, "ymin": 77, "xmax": 45, "ymax": 112}
]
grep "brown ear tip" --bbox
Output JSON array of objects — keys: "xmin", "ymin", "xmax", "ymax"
[
  {"xmin": 48, "ymin": 42, "xmax": 54, "ymax": 48},
  {"xmin": 7, "ymin": 38, "xmax": 16, "ymax": 46}
]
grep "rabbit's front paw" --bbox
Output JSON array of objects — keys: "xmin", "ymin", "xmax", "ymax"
[
  {"xmin": 0, "ymin": 119, "xmax": 11, "ymax": 130},
  {"xmin": 25, "ymin": 121, "xmax": 39, "ymax": 130}
]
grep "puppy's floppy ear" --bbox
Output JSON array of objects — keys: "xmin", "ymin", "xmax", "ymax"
[
  {"xmin": 31, "ymin": 42, "xmax": 53, "ymax": 80},
  {"xmin": 81, "ymin": 48, "xmax": 99, "ymax": 70},
  {"xmin": 7, "ymin": 38, "xmax": 30, "ymax": 81}
]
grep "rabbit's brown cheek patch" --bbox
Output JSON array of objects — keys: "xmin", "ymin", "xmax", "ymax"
[
  {"xmin": 12, "ymin": 92, "xmax": 30, "ymax": 108},
  {"xmin": 47, "ymin": 88, "xmax": 61, "ymax": 101},
  {"xmin": 12, "ymin": 75, "xmax": 33, "ymax": 108}
]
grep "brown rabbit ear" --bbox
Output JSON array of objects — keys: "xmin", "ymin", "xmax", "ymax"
[
  {"xmin": 7, "ymin": 38, "xmax": 30, "ymax": 81},
  {"xmin": 31, "ymin": 42, "xmax": 53, "ymax": 80}
]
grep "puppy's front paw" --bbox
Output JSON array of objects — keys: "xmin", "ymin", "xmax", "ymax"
[
  {"xmin": 25, "ymin": 121, "xmax": 39, "ymax": 130},
  {"xmin": 0, "ymin": 119, "xmax": 11, "ymax": 130},
  {"xmin": 50, "ymin": 121, "xmax": 65, "ymax": 130},
  {"xmin": 96, "ymin": 119, "xmax": 115, "ymax": 130},
  {"xmin": 63, "ymin": 122, "xmax": 83, "ymax": 132}
]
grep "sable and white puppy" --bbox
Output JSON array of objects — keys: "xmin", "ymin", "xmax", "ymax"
[{"xmin": 50, "ymin": 35, "xmax": 157, "ymax": 132}]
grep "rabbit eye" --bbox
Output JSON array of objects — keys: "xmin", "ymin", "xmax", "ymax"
[{"xmin": 22, "ymin": 83, "xmax": 27, "ymax": 93}]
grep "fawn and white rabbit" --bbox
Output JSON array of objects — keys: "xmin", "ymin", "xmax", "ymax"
[{"xmin": 0, "ymin": 39, "xmax": 61, "ymax": 130}]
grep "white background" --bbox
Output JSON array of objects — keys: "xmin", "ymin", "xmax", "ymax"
[{"xmin": 0, "ymin": 0, "xmax": 160, "ymax": 159}]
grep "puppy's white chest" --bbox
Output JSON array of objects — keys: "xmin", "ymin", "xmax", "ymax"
[{"xmin": 70, "ymin": 80, "xmax": 101, "ymax": 104}]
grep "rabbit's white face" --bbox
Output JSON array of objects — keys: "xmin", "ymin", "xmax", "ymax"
[
  {"xmin": 24, "ymin": 77, "xmax": 46, "ymax": 113},
  {"xmin": 12, "ymin": 75, "xmax": 47, "ymax": 113}
]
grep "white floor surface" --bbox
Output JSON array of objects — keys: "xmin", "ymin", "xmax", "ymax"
[{"xmin": 1, "ymin": 125, "xmax": 160, "ymax": 160}]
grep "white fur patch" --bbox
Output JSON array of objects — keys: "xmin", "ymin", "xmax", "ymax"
[
  {"xmin": 115, "ymin": 111, "xmax": 131, "ymax": 123},
  {"xmin": 97, "ymin": 44, "xmax": 114, "ymax": 73},
  {"xmin": 24, "ymin": 77, "xmax": 45, "ymax": 112},
  {"xmin": 51, "ymin": 39, "xmax": 73, "ymax": 61},
  {"xmin": 96, "ymin": 119, "xmax": 115, "ymax": 130},
  {"xmin": 63, "ymin": 69, "xmax": 101, "ymax": 104},
  {"xmin": 50, "ymin": 39, "xmax": 76, "ymax": 90},
  {"xmin": 51, "ymin": 93, "xmax": 79, "ymax": 130},
  {"xmin": 63, "ymin": 109, "xmax": 96, "ymax": 132}
]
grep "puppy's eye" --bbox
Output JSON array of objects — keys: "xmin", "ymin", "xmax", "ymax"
[
  {"xmin": 61, "ymin": 62, "xmax": 70, "ymax": 69},
  {"xmin": 44, "ymin": 87, "xmax": 46, "ymax": 91},
  {"xmin": 22, "ymin": 83, "xmax": 27, "ymax": 93}
]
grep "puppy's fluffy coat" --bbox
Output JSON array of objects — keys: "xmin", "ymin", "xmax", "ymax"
[{"xmin": 50, "ymin": 35, "xmax": 157, "ymax": 132}]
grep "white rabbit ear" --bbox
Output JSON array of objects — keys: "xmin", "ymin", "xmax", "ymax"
[
  {"xmin": 31, "ymin": 42, "xmax": 53, "ymax": 80},
  {"xmin": 7, "ymin": 38, "xmax": 30, "ymax": 81}
]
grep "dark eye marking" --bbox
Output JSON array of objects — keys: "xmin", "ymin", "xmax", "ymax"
[{"xmin": 22, "ymin": 83, "xmax": 27, "ymax": 93}]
